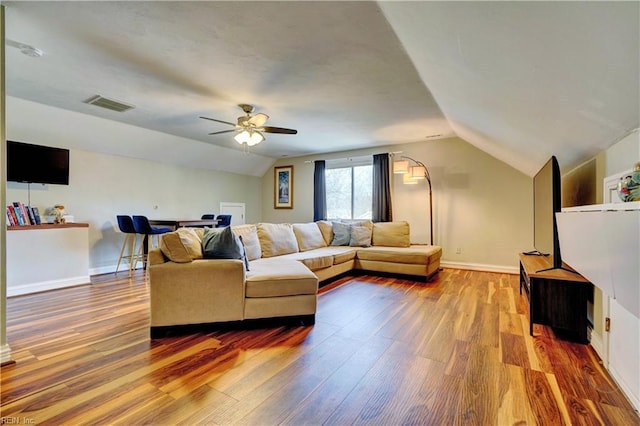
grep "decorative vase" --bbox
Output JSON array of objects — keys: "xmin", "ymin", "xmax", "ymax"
[{"xmin": 617, "ymin": 163, "xmax": 640, "ymax": 202}]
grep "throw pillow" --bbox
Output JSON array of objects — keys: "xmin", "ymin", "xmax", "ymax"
[
  {"xmin": 257, "ymin": 223, "xmax": 299, "ymax": 258},
  {"xmin": 349, "ymin": 225, "xmax": 372, "ymax": 247},
  {"xmin": 232, "ymin": 224, "xmax": 262, "ymax": 261},
  {"xmin": 341, "ymin": 219, "xmax": 373, "ymax": 231},
  {"xmin": 160, "ymin": 231, "xmax": 192, "ymax": 263},
  {"xmin": 330, "ymin": 222, "xmax": 351, "ymax": 246},
  {"xmin": 159, "ymin": 228, "xmax": 203, "ymax": 263},
  {"xmin": 202, "ymin": 227, "xmax": 249, "ymax": 270},
  {"xmin": 293, "ymin": 222, "xmax": 327, "ymax": 251},
  {"xmin": 176, "ymin": 228, "xmax": 203, "ymax": 259},
  {"xmin": 315, "ymin": 220, "xmax": 334, "ymax": 246},
  {"xmin": 372, "ymin": 221, "xmax": 411, "ymax": 247}
]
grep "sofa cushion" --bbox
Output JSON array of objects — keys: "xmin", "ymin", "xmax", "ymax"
[
  {"xmin": 349, "ymin": 225, "xmax": 372, "ymax": 247},
  {"xmin": 282, "ymin": 246, "xmax": 357, "ymax": 266},
  {"xmin": 356, "ymin": 245, "xmax": 441, "ymax": 265},
  {"xmin": 293, "ymin": 222, "xmax": 327, "ymax": 252},
  {"xmin": 315, "ymin": 220, "xmax": 334, "ymax": 246},
  {"xmin": 202, "ymin": 227, "xmax": 249, "ymax": 270},
  {"xmin": 232, "ymin": 224, "xmax": 261, "ymax": 261},
  {"xmin": 277, "ymin": 251, "xmax": 334, "ymax": 271},
  {"xmin": 330, "ymin": 222, "xmax": 351, "ymax": 246},
  {"xmin": 372, "ymin": 221, "xmax": 411, "ymax": 247},
  {"xmin": 245, "ymin": 259, "xmax": 318, "ymax": 297},
  {"xmin": 331, "ymin": 248, "xmax": 358, "ymax": 264},
  {"xmin": 159, "ymin": 228, "xmax": 203, "ymax": 263},
  {"xmin": 257, "ymin": 223, "xmax": 299, "ymax": 258}
]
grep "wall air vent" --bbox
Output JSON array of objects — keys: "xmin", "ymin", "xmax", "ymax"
[{"xmin": 84, "ymin": 95, "xmax": 135, "ymax": 113}]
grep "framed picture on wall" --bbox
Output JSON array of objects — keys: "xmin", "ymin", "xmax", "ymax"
[{"xmin": 274, "ymin": 165, "xmax": 294, "ymax": 209}]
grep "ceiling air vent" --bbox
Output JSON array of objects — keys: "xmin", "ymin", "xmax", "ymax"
[{"xmin": 84, "ymin": 95, "xmax": 135, "ymax": 113}]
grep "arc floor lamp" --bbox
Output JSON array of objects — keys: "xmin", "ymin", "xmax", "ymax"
[{"xmin": 393, "ymin": 156, "xmax": 434, "ymax": 245}]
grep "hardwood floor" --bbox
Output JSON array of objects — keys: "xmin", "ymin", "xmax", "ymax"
[{"xmin": 1, "ymin": 269, "xmax": 638, "ymax": 425}]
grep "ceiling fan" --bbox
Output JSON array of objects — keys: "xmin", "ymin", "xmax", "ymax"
[{"xmin": 200, "ymin": 104, "xmax": 297, "ymax": 147}]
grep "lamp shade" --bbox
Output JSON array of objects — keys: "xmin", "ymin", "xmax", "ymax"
[
  {"xmin": 403, "ymin": 173, "xmax": 418, "ymax": 185},
  {"xmin": 247, "ymin": 131, "xmax": 265, "ymax": 146},
  {"xmin": 234, "ymin": 130, "xmax": 264, "ymax": 146},
  {"xmin": 234, "ymin": 130, "xmax": 250, "ymax": 144},
  {"xmin": 393, "ymin": 160, "xmax": 409, "ymax": 174},
  {"xmin": 410, "ymin": 165, "xmax": 426, "ymax": 179}
]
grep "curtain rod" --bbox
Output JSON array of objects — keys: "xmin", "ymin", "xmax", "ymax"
[{"xmin": 305, "ymin": 152, "xmax": 401, "ymax": 164}]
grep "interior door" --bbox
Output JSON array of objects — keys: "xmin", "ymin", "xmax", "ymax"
[{"xmin": 219, "ymin": 202, "xmax": 245, "ymax": 226}]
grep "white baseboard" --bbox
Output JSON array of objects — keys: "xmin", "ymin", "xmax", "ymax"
[
  {"xmin": 610, "ymin": 364, "xmax": 640, "ymax": 412},
  {"xmin": 0, "ymin": 344, "xmax": 12, "ymax": 365},
  {"xmin": 7, "ymin": 275, "xmax": 91, "ymax": 297},
  {"xmin": 589, "ymin": 332, "xmax": 606, "ymax": 363},
  {"xmin": 89, "ymin": 263, "xmax": 144, "ymax": 276},
  {"xmin": 440, "ymin": 261, "xmax": 519, "ymax": 275}
]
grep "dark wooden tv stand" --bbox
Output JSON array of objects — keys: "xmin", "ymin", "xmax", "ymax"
[{"xmin": 519, "ymin": 253, "xmax": 593, "ymax": 344}]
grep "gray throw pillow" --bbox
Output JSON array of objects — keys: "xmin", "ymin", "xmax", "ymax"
[
  {"xmin": 202, "ymin": 227, "xmax": 249, "ymax": 270},
  {"xmin": 330, "ymin": 222, "xmax": 351, "ymax": 246},
  {"xmin": 349, "ymin": 225, "xmax": 372, "ymax": 247}
]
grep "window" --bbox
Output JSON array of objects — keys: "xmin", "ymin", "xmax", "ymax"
[{"xmin": 326, "ymin": 163, "xmax": 373, "ymax": 219}]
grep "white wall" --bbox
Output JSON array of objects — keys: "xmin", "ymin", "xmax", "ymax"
[
  {"xmin": 7, "ymin": 128, "xmax": 263, "ymax": 274},
  {"xmin": 262, "ymin": 137, "xmax": 533, "ymax": 272}
]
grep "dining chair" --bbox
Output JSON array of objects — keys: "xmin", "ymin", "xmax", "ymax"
[
  {"xmin": 115, "ymin": 215, "xmax": 142, "ymax": 275},
  {"xmin": 200, "ymin": 214, "xmax": 216, "ymax": 227},
  {"xmin": 215, "ymin": 214, "xmax": 232, "ymax": 228},
  {"xmin": 132, "ymin": 215, "xmax": 172, "ymax": 268}
]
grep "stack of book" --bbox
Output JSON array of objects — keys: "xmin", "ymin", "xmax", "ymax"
[{"xmin": 6, "ymin": 202, "xmax": 41, "ymax": 226}]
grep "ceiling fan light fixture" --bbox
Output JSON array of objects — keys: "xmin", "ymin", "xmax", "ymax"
[
  {"xmin": 234, "ymin": 130, "xmax": 265, "ymax": 146},
  {"xmin": 234, "ymin": 130, "xmax": 250, "ymax": 144},
  {"xmin": 247, "ymin": 131, "xmax": 265, "ymax": 146}
]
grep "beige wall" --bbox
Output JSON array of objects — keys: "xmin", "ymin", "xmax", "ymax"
[{"xmin": 262, "ymin": 137, "xmax": 533, "ymax": 271}]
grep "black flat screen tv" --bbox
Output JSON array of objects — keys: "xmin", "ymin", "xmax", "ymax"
[
  {"xmin": 7, "ymin": 141, "xmax": 70, "ymax": 185},
  {"xmin": 532, "ymin": 155, "xmax": 566, "ymax": 271}
]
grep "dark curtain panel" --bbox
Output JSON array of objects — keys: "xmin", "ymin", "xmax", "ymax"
[
  {"xmin": 313, "ymin": 160, "xmax": 327, "ymax": 221},
  {"xmin": 372, "ymin": 153, "xmax": 392, "ymax": 222}
]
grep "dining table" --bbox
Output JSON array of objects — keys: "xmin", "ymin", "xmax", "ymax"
[{"xmin": 149, "ymin": 218, "xmax": 219, "ymax": 230}]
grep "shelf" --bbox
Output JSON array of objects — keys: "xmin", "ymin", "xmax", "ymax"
[{"xmin": 7, "ymin": 223, "xmax": 89, "ymax": 231}]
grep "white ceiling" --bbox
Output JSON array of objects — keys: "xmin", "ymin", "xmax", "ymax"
[{"xmin": 4, "ymin": 1, "xmax": 639, "ymax": 176}]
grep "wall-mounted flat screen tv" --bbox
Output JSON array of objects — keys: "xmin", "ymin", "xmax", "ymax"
[{"xmin": 7, "ymin": 140, "xmax": 70, "ymax": 185}]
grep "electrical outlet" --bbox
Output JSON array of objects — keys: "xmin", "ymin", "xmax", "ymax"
[{"xmin": 455, "ymin": 247, "xmax": 462, "ymax": 254}]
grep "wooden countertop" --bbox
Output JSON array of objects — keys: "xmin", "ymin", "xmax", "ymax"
[{"xmin": 7, "ymin": 223, "xmax": 89, "ymax": 231}]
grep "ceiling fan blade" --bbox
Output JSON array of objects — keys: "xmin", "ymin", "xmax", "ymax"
[
  {"xmin": 200, "ymin": 116, "xmax": 236, "ymax": 127},
  {"xmin": 262, "ymin": 126, "xmax": 298, "ymax": 135},
  {"xmin": 208, "ymin": 129, "xmax": 237, "ymax": 135},
  {"xmin": 248, "ymin": 113, "xmax": 269, "ymax": 127}
]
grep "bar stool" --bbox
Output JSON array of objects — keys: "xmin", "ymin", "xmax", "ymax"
[
  {"xmin": 216, "ymin": 214, "xmax": 232, "ymax": 228},
  {"xmin": 132, "ymin": 215, "xmax": 172, "ymax": 268},
  {"xmin": 196, "ymin": 214, "xmax": 216, "ymax": 228},
  {"xmin": 115, "ymin": 215, "xmax": 142, "ymax": 275}
]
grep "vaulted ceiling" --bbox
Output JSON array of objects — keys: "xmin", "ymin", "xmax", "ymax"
[{"xmin": 4, "ymin": 1, "xmax": 638, "ymax": 177}]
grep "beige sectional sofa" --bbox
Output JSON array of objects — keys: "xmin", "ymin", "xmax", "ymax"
[{"xmin": 148, "ymin": 220, "xmax": 442, "ymax": 337}]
